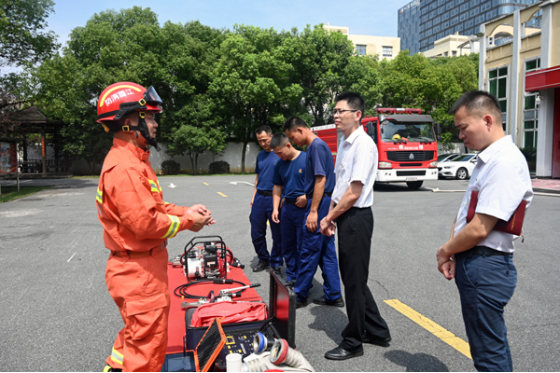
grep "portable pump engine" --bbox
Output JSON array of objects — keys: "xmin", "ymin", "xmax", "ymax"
[{"xmin": 181, "ymin": 236, "xmax": 244, "ymax": 281}]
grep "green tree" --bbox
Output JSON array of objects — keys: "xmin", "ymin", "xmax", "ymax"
[
  {"xmin": 209, "ymin": 25, "xmax": 302, "ymax": 173},
  {"xmin": 378, "ymin": 51, "xmax": 478, "ymax": 137},
  {"xmin": 0, "ymin": 0, "xmax": 59, "ymax": 136},
  {"xmin": 0, "ymin": 0, "xmax": 58, "ymax": 68},
  {"xmin": 165, "ymin": 94, "xmax": 226, "ymax": 175},
  {"xmin": 33, "ymin": 7, "xmax": 228, "ymax": 173},
  {"xmin": 278, "ymin": 25, "xmax": 355, "ymax": 126}
]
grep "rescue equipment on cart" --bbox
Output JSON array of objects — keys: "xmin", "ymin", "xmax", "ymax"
[{"xmin": 177, "ymin": 236, "xmax": 244, "ymax": 282}]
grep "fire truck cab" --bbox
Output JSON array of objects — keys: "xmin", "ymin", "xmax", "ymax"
[{"xmin": 311, "ymin": 108, "xmax": 439, "ymax": 190}]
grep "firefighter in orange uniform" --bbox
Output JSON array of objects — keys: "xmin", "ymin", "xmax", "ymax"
[{"xmin": 96, "ymin": 82, "xmax": 215, "ymax": 372}]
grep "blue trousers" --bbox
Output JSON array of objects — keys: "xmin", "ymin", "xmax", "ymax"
[
  {"xmin": 250, "ymin": 193, "xmax": 283, "ymax": 267},
  {"xmin": 455, "ymin": 252, "xmax": 517, "ymax": 372},
  {"xmin": 280, "ymin": 202, "xmax": 305, "ymax": 282},
  {"xmin": 294, "ymin": 196, "xmax": 341, "ymax": 302}
]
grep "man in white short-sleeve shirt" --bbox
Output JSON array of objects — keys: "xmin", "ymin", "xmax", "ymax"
[
  {"xmin": 320, "ymin": 92, "xmax": 391, "ymax": 361},
  {"xmin": 436, "ymin": 90, "xmax": 533, "ymax": 372}
]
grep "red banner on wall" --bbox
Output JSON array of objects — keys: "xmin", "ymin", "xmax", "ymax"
[{"xmin": 0, "ymin": 141, "xmax": 18, "ymax": 174}]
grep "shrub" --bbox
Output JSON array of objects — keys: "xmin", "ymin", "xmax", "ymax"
[
  {"xmin": 519, "ymin": 147, "xmax": 537, "ymax": 162},
  {"xmin": 161, "ymin": 160, "xmax": 181, "ymax": 175},
  {"xmin": 209, "ymin": 161, "xmax": 230, "ymax": 174}
]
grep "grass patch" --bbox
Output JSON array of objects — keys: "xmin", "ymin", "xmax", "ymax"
[{"xmin": 0, "ymin": 186, "xmax": 53, "ymax": 203}]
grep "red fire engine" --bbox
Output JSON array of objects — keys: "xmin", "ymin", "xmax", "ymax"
[{"xmin": 311, "ymin": 108, "xmax": 439, "ymax": 190}]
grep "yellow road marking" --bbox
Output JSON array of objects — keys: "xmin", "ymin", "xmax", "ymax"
[
  {"xmin": 384, "ymin": 299, "xmax": 472, "ymax": 359},
  {"xmin": 267, "ymin": 221, "xmax": 270, "ymax": 226},
  {"xmin": 217, "ymin": 192, "xmax": 227, "ymax": 197},
  {"xmin": 203, "ymin": 182, "xmax": 209, "ymax": 186}
]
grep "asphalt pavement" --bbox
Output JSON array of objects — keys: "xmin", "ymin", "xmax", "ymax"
[{"xmin": 0, "ymin": 175, "xmax": 559, "ymax": 372}]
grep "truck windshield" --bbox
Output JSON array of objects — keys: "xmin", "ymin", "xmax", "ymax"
[{"xmin": 380, "ymin": 121, "xmax": 436, "ymax": 142}]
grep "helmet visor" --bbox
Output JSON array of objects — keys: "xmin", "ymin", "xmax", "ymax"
[{"xmin": 144, "ymin": 86, "xmax": 163, "ymax": 106}]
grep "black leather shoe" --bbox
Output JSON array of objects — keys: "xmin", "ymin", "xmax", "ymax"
[
  {"xmin": 253, "ymin": 261, "xmax": 269, "ymax": 272},
  {"xmin": 313, "ymin": 295, "xmax": 344, "ymax": 307},
  {"xmin": 296, "ymin": 299, "xmax": 308, "ymax": 309},
  {"xmin": 362, "ymin": 333, "xmax": 391, "ymax": 347},
  {"xmin": 324, "ymin": 345, "xmax": 364, "ymax": 360}
]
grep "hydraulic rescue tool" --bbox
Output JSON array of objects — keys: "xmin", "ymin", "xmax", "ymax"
[
  {"xmin": 176, "ymin": 236, "xmax": 244, "ymax": 281},
  {"xmin": 180, "ymin": 283, "xmax": 261, "ymax": 308}
]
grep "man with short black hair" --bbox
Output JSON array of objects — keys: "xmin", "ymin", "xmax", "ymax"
[
  {"xmin": 437, "ymin": 90, "xmax": 533, "ymax": 372},
  {"xmin": 283, "ymin": 117, "xmax": 342, "ymax": 309},
  {"xmin": 270, "ymin": 133, "xmax": 307, "ymax": 284},
  {"xmin": 320, "ymin": 92, "xmax": 391, "ymax": 360},
  {"xmin": 250, "ymin": 125, "xmax": 283, "ymax": 272}
]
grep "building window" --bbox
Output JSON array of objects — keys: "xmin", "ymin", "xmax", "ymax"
[
  {"xmin": 489, "ymin": 66, "xmax": 508, "ymax": 132},
  {"xmin": 383, "ymin": 46, "xmax": 393, "ymax": 57},
  {"xmin": 524, "ymin": 58, "xmax": 541, "ymax": 149},
  {"xmin": 356, "ymin": 44, "xmax": 367, "ymax": 55},
  {"xmin": 452, "ymin": 50, "xmax": 457, "ymax": 56}
]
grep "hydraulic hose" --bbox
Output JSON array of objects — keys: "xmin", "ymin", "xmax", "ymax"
[{"xmin": 270, "ymin": 339, "xmax": 314, "ymax": 371}]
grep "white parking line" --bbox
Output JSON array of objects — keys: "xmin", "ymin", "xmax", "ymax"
[
  {"xmin": 426, "ymin": 187, "xmax": 466, "ymax": 193},
  {"xmin": 67, "ymin": 252, "xmax": 77, "ymax": 263}
]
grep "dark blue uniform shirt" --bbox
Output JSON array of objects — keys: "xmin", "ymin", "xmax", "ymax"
[
  {"xmin": 273, "ymin": 152, "xmax": 307, "ymax": 199},
  {"xmin": 255, "ymin": 150, "xmax": 280, "ymax": 191},
  {"xmin": 304, "ymin": 137, "xmax": 335, "ymax": 195}
]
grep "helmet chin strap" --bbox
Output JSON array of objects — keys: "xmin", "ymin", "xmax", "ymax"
[{"xmin": 137, "ymin": 111, "xmax": 160, "ymax": 151}]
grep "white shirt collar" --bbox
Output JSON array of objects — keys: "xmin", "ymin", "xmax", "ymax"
[
  {"xmin": 478, "ymin": 135, "xmax": 512, "ymax": 164},
  {"xmin": 341, "ymin": 125, "xmax": 364, "ymax": 145}
]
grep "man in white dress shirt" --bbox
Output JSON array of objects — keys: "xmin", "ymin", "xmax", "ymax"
[
  {"xmin": 320, "ymin": 92, "xmax": 391, "ymax": 360},
  {"xmin": 436, "ymin": 90, "xmax": 533, "ymax": 372}
]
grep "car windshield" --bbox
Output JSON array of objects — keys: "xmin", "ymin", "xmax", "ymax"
[
  {"xmin": 438, "ymin": 154, "xmax": 453, "ymax": 161},
  {"xmin": 451, "ymin": 154, "xmax": 475, "ymax": 162},
  {"xmin": 380, "ymin": 121, "xmax": 436, "ymax": 142}
]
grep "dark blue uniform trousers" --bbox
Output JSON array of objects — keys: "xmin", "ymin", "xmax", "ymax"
[
  {"xmin": 250, "ymin": 193, "xmax": 283, "ymax": 267},
  {"xmin": 280, "ymin": 202, "xmax": 305, "ymax": 283},
  {"xmin": 455, "ymin": 252, "xmax": 517, "ymax": 372},
  {"xmin": 294, "ymin": 196, "xmax": 341, "ymax": 302}
]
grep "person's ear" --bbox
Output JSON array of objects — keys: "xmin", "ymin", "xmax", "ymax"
[{"xmin": 484, "ymin": 115, "xmax": 493, "ymax": 131}]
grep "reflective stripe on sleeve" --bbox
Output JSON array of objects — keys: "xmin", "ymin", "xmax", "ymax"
[
  {"xmin": 111, "ymin": 347, "xmax": 124, "ymax": 365},
  {"xmin": 148, "ymin": 179, "xmax": 160, "ymax": 193},
  {"xmin": 96, "ymin": 188, "xmax": 103, "ymax": 204},
  {"xmin": 156, "ymin": 180, "xmax": 163, "ymax": 192},
  {"xmin": 162, "ymin": 215, "xmax": 180, "ymax": 239}
]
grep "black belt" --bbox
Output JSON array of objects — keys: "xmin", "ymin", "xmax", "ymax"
[
  {"xmin": 456, "ymin": 246, "xmax": 512, "ymax": 259},
  {"xmin": 257, "ymin": 189, "xmax": 273, "ymax": 197},
  {"xmin": 306, "ymin": 191, "xmax": 333, "ymax": 200},
  {"xmin": 284, "ymin": 198, "xmax": 305, "ymax": 207}
]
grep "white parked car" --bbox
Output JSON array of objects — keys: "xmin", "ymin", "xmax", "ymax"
[{"xmin": 438, "ymin": 153, "xmax": 478, "ymax": 180}]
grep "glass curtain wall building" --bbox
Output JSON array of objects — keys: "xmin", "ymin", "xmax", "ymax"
[{"xmin": 399, "ymin": 0, "xmax": 538, "ymax": 54}]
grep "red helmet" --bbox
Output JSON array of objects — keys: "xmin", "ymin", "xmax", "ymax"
[{"xmin": 96, "ymin": 82, "xmax": 163, "ymax": 132}]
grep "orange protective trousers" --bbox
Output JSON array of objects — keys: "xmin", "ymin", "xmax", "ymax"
[{"xmin": 104, "ymin": 248, "xmax": 170, "ymax": 372}]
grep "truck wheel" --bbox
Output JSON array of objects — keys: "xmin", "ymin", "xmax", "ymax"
[
  {"xmin": 456, "ymin": 168, "xmax": 468, "ymax": 180},
  {"xmin": 406, "ymin": 181, "xmax": 423, "ymax": 190}
]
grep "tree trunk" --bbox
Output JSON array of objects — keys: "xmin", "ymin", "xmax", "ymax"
[
  {"xmin": 241, "ymin": 138, "xmax": 248, "ymax": 174},
  {"xmin": 189, "ymin": 153, "xmax": 197, "ymax": 175}
]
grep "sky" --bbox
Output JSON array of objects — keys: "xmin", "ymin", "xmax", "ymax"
[{"xmin": 47, "ymin": 0, "xmax": 414, "ymax": 46}]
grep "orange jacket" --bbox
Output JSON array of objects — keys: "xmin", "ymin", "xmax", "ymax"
[{"xmin": 96, "ymin": 138, "xmax": 193, "ymax": 252}]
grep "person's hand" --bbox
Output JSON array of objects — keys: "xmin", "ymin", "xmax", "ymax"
[
  {"xmin": 441, "ymin": 258, "xmax": 456, "ymax": 280},
  {"xmin": 320, "ymin": 217, "xmax": 336, "ymax": 236},
  {"xmin": 187, "ymin": 204, "xmax": 208, "ymax": 216},
  {"xmin": 272, "ymin": 209, "xmax": 280, "ymax": 224},
  {"xmin": 436, "ymin": 245, "xmax": 453, "ymax": 276},
  {"xmin": 295, "ymin": 195, "xmax": 307, "ymax": 208},
  {"xmin": 306, "ymin": 211, "xmax": 318, "ymax": 232},
  {"xmin": 190, "ymin": 211, "xmax": 214, "ymax": 232},
  {"xmin": 250, "ymin": 197, "xmax": 254, "ymax": 207}
]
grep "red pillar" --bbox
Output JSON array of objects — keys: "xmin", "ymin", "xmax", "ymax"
[{"xmin": 552, "ymin": 88, "xmax": 560, "ymax": 178}]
